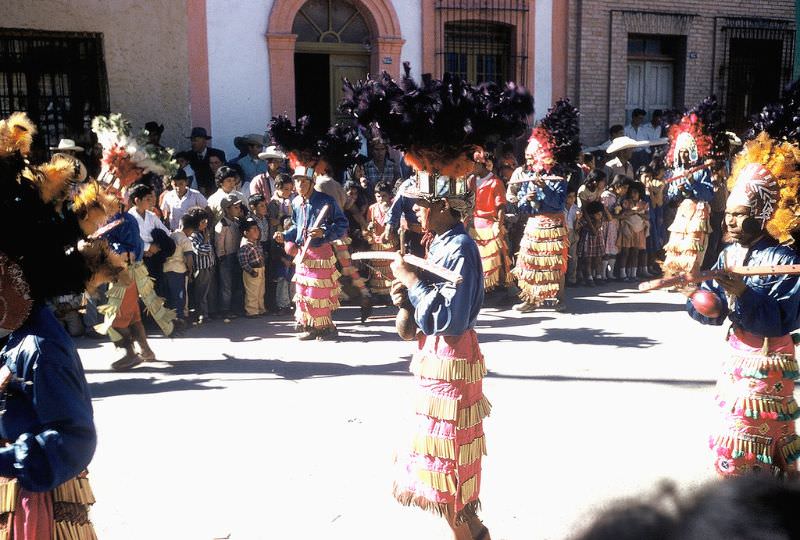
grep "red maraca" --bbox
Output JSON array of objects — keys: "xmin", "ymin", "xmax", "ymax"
[{"xmin": 690, "ymin": 289, "xmax": 722, "ymax": 318}]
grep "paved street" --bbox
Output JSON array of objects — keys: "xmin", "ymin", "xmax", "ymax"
[{"xmin": 77, "ymin": 284, "xmax": 726, "ymax": 540}]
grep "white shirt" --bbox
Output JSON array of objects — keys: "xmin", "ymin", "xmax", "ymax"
[
  {"xmin": 161, "ymin": 188, "xmax": 208, "ymax": 230},
  {"xmin": 208, "ymin": 188, "xmax": 247, "ymax": 222},
  {"xmin": 625, "ymin": 123, "xmax": 656, "ymax": 153},
  {"xmin": 565, "ymin": 204, "xmax": 578, "ymax": 231},
  {"xmin": 128, "ymin": 208, "xmax": 170, "ymax": 250}
]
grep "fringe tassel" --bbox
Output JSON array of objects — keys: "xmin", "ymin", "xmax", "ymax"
[
  {"xmin": 410, "ymin": 355, "xmax": 487, "ymax": 383},
  {"xmin": 53, "ymin": 477, "xmax": 95, "ymax": 505},
  {"xmin": 0, "ymin": 480, "xmax": 17, "ymax": 513},
  {"xmin": 728, "ymin": 353, "xmax": 799, "ymax": 380},
  {"xmin": 293, "ymin": 273, "xmax": 341, "ymax": 289},
  {"xmin": 296, "ymin": 313, "xmax": 334, "ymax": 328},
  {"xmin": 133, "ymin": 263, "xmax": 175, "ymax": 336},
  {"xmin": 513, "ymin": 269, "xmax": 562, "ymax": 283},
  {"xmin": 416, "ymin": 393, "xmax": 460, "ymax": 421},
  {"xmin": 780, "ymin": 435, "xmax": 800, "ymax": 464},
  {"xmin": 412, "ymin": 434, "xmax": 456, "ymax": 460},
  {"xmin": 301, "ymin": 255, "xmax": 338, "ymax": 269},
  {"xmin": 522, "ymin": 240, "xmax": 566, "ymax": 253},
  {"xmin": 523, "ymin": 225, "xmax": 567, "ymax": 240},
  {"xmin": 716, "ymin": 395, "xmax": 800, "ymax": 421},
  {"xmin": 518, "ymin": 254, "xmax": 564, "ymax": 267},
  {"xmin": 54, "ymin": 520, "xmax": 97, "ymax": 540},
  {"xmin": 713, "ymin": 433, "xmax": 774, "ymax": 464},
  {"xmin": 460, "ymin": 475, "xmax": 478, "ymax": 504},
  {"xmin": 416, "ymin": 469, "xmax": 457, "ymax": 495},
  {"xmin": 457, "ymin": 397, "xmax": 492, "ymax": 429},
  {"xmin": 294, "ymin": 294, "xmax": 340, "ymax": 310},
  {"xmin": 392, "ymin": 485, "xmax": 481, "ymax": 524},
  {"xmin": 458, "ymin": 435, "xmax": 487, "ymax": 466}
]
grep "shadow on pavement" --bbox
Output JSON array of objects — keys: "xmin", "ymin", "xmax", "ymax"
[
  {"xmin": 487, "ymin": 372, "xmax": 715, "ymax": 387},
  {"xmin": 566, "ymin": 297, "xmax": 684, "ymax": 315},
  {"xmin": 89, "ymin": 377, "xmax": 226, "ymax": 398},
  {"xmin": 480, "ymin": 327, "xmax": 659, "ymax": 348},
  {"xmin": 88, "ymin": 354, "xmax": 412, "ymax": 386}
]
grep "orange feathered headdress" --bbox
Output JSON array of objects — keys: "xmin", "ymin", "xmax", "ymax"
[{"xmin": 728, "ymin": 132, "xmax": 800, "ymax": 242}]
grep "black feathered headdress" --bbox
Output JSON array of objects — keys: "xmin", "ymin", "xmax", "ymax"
[
  {"xmin": 538, "ymin": 98, "xmax": 581, "ymax": 165},
  {"xmin": 340, "ymin": 62, "xmax": 532, "ymax": 177},
  {"xmin": 747, "ymin": 78, "xmax": 800, "ymax": 143}
]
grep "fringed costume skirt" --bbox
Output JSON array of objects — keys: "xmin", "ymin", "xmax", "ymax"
[
  {"xmin": 332, "ymin": 237, "xmax": 369, "ymax": 298},
  {"xmin": 96, "ymin": 262, "xmax": 175, "ymax": 342},
  {"xmin": 470, "ymin": 217, "xmax": 511, "ymax": 292},
  {"xmin": 293, "ymin": 243, "xmax": 341, "ymax": 328},
  {"xmin": 710, "ymin": 330, "xmax": 800, "ymax": 478},
  {"xmin": 512, "ymin": 213, "xmax": 568, "ymax": 305},
  {"xmin": 366, "ymin": 238, "xmax": 395, "ymax": 296},
  {"xmin": 394, "ymin": 330, "xmax": 490, "ymax": 523},
  {"xmin": 0, "ymin": 473, "xmax": 97, "ymax": 540},
  {"xmin": 662, "ymin": 199, "xmax": 710, "ymax": 276}
]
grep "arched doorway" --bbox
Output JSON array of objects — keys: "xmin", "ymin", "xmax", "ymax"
[
  {"xmin": 266, "ymin": 0, "xmax": 404, "ymax": 122},
  {"xmin": 293, "ymin": 0, "xmax": 370, "ymax": 130}
]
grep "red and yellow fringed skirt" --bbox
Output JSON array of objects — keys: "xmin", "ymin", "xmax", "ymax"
[
  {"xmin": 710, "ymin": 330, "xmax": 800, "ymax": 478},
  {"xmin": 332, "ymin": 237, "xmax": 370, "ymax": 298},
  {"xmin": 394, "ymin": 330, "xmax": 490, "ymax": 523},
  {"xmin": 470, "ymin": 217, "xmax": 511, "ymax": 292},
  {"xmin": 0, "ymin": 473, "xmax": 97, "ymax": 540},
  {"xmin": 292, "ymin": 243, "xmax": 341, "ymax": 328},
  {"xmin": 662, "ymin": 199, "xmax": 710, "ymax": 276},
  {"xmin": 512, "ymin": 213, "xmax": 568, "ymax": 305},
  {"xmin": 366, "ymin": 238, "xmax": 395, "ymax": 296}
]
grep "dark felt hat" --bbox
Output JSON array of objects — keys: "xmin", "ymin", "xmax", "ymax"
[{"xmin": 187, "ymin": 127, "xmax": 212, "ymax": 139}]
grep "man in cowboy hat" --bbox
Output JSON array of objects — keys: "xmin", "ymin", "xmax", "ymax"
[
  {"xmin": 604, "ymin": 135, "xmax": 648, "ymax": 179},
  {"xmin": 185, "ymin": 127, "xmax": 226, "ymax": 196},
  {"xmin": 249, "ymin": 145, "xmax": 286, "ymax": 201},
  {"xmin": 50, "ymin": 138, "xmax": 84, "ymax": 156},
  {"xmin": 144, "ymin": 121, "xmax": 165, "ymax": 148},
  {"xmin": 235, "ymin": 133, "xmax": 268, "ymax": 188}
]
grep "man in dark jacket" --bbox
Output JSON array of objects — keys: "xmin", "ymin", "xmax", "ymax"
[{"xmin": 186, "ymin": 127, "xmax": 226, "ymax": 196}]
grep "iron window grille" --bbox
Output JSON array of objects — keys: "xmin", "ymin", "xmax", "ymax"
[
  {"xmin": 435, "ymin": 0, "xmax": 528, "ymax": 85},
  {"xmin": 0, "ymin": 28, "xmax": 109, "ymax": 156}
]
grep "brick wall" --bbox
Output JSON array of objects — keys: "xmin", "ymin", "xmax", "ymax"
[{"xmin": 566, "ymin": 0, "xmax": 796, "ymax": 145}]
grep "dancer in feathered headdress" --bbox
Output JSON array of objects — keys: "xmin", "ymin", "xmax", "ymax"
[
  {"xmin": 685, "ymin": 84, "xmax": 800, "ymax": 478},
  {"xmin": 341, "ymin": 63, "xmax": 531, "ymax": 538},
  {"xmin": 0, "ymin": 112, "xmax": 130, "ymax": 540},
  {"xmin": 90, "ymin": 114, "xmax": 178, "ymax": 370},
  {"xmin": 267, "ymin": 115, "xmax": 352, "ymax": 339},
  {"xmin": 510, "ymin": 99, "xmax": 579, "ymax": 313},
  {"xmin": 661, "ymin": 102, "xmax": 718, "ymax": 278}
]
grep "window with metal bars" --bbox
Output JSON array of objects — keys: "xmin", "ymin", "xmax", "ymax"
[
  {"xmin": 717, "ymin": 17, "xmax": 795, "ymax": 131},
  {"xmin": 435, "ymin": 0, "xmax": 528, "ymax": 85},
  {"xmin": 0, "ymin": 28, "xmax": 109, "ymax": 157}
]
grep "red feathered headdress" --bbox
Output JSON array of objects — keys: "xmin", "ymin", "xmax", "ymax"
[
  {"xmin": 667, "ymin": 113, "xmax": 712, "ymax": 168},
  {"xmin": 524, "ymin": 127, "xmax": 557, "ymax": 173}
]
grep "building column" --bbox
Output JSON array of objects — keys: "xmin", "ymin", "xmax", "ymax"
[{"xmin": 266, "ymin": 33, "xmax": 298, "ymax": 120}]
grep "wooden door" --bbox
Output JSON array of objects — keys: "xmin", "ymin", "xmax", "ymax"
[
  {"xmin": 626, "ymin": 60, "xmax": 673, "ymax": 120},
  {"xmin": 329, "ymin": 54, "xmax": 369, "ymax": 124}
]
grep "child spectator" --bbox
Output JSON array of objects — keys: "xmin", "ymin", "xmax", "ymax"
[
  {"xmin": 564, "ymin": 189, "xmax": 579, "ymax": 286},
  {"xmin": 270, "ymin": 215, "xmax": 295, "ymax": 315},
  {"xmin": 364, "ymin": 180, "xmax": 395, "ymax": 299},
  {"xmin": 239, "ymin": 218, "xmax": 266, "ymax": 317},
  {"xmin": 249, "ymin": 193, "xmax": 271, "ymax": 254},
  {"xmin": 267, "ymin": 173, "xmax": 295, "ymax": 231},
  {"xmin": 189, "ymin": 207, "xmax": 216, "ymax": 324},
  {"xmin": 162, "ymin": 212, "xmax": 197, "ymax": 321},
  {"xmin": 619, "ymin": 182, "xmax": 650, "ymax": 281},
  {"xmin": 208, "ymin": 166, "xmax": 247, "ymax": 224},
  {"xmin": 640, "ymin": 164, "xmax": 665, "ymax": 276},
  {"xmin": 601, "ymin": 174, "xmax": 630, "ymax": 279},
  {"xmin": 577, "ymin": 169, "xmax": 606, "ymax": 208},
  {"xmin": 576, "ymin": 201, "xmax": 606, "ymax": 286},
  {"xmin": 215, "ymin": 194, "xmax": 244, "ymax": 319}
]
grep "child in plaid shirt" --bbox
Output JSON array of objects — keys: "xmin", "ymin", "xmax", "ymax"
[{"xmin": 239, "ymin": 218, "xmax": 266, "ymax": 317}]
